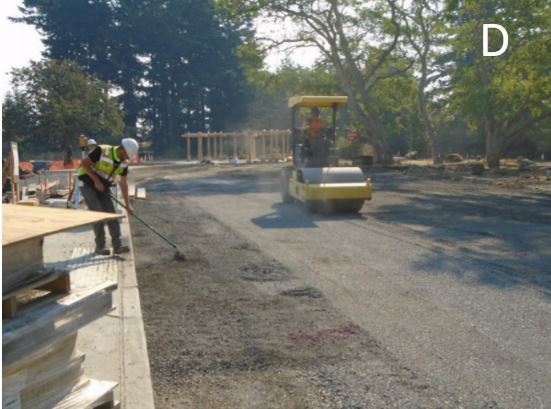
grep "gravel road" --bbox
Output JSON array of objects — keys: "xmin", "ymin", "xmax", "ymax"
[{"xmin": 130, "ymin": 163, "xmax": 551, "ymax": 409}]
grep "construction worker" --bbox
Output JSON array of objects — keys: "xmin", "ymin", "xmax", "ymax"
[
  {"xmin": 304, "ymin": 107, "xmax": 325, "ymax": 139},
  {"xmin": 77, "ymin": 138, "xmax": 139, "ymax": 255},
  {"xmin": 301, "ymin": 107, "xmax": 326, "ymax": 167},
  {"xmin": 86, "ymin": 138, "xmax": 98, "ymax": 151}
]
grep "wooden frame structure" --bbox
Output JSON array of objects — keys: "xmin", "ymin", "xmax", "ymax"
[{"xmin": 182, "ymin": 129, "xmax": 292, "ymax": 162}]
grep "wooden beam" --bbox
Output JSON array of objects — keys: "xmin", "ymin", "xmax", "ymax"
[{"xmin": 198, "ymin": 135, "xmax": 203, "ymax": 161}]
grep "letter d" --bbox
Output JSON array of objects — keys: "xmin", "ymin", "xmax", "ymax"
[{"xmin": 483, "ymin": 24, "xmax": 509, "ymax": 56}]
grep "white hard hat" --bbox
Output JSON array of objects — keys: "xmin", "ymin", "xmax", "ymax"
[
  {"xmin": 87, "ymin": 138, "xmax": 97, "ymax": 146},
  {"xmin": 121, "ymin": 138, "xmax": 139, "ymax": 159}
]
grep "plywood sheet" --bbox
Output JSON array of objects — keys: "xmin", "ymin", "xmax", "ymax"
[{"xmin": 2, "ymin": 204, "xmax": 124, "ymax": 247}]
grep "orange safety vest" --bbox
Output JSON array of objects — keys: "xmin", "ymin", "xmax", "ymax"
[{"xmin": 307, "ymin": 117, "xmax": 324, "ymax": 139}]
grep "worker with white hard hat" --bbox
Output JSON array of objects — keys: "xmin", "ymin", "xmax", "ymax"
[{"xmin": 77, "ymin": 138, "xmax": 139, "ymax": 255}]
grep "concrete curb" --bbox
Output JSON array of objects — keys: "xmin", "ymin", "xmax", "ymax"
[
  {"xmin": 42, "ymin": 212, "xmax": 155, "ymax": 409},
  {"xmin": 118, "ymin": 214, "xmax": 155, "ymax": 409}
]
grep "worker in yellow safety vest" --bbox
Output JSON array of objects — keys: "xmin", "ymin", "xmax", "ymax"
[{"xmin": 77, "ymin": 138, "xmax": 139, "ymax": 255}]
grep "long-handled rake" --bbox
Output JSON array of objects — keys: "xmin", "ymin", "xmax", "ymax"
[{"xmin": 109, "ymin": 193, "xmax": 186, "ymax": 261}]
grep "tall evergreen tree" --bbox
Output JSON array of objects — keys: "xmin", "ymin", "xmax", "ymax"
[{"xmin": 16, "ymin": 0, "xmax": 251, "ymax": 151}]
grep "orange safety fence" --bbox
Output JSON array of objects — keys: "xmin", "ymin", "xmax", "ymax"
[
  {"xmin": 20, "ymin": 157, "xmax": 139, "ymax": 172},
  {"xmin": 49, "ymin": 159, "xmax": 81, "ymax": 170},
  {"xmin": 20, "ymin": 162, "xmax": 34, "ymax": 172}
]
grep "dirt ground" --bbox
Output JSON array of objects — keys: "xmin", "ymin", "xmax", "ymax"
[{"xmin": 129, "ymin": 162, "xmax": 550, "ymax": 408}]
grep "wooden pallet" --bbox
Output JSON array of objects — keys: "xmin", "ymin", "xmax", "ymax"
[
  {"xmin": 51, "ymin": 379, "xmax": 118, "ymax": 409},
  {"xmin": 2, "ymin": 269, "xmax": 71, "ymax": 319}
]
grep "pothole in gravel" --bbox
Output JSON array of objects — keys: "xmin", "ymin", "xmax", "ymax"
[
  {"xmin": 240, "ymin": 262, "xmax": 287, "ymax": 282},
  {"xmin": 280, "ymin": 286, "xmax": 323, "ymax": 298}
]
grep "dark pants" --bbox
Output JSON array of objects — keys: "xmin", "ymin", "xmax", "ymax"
[{"xmin": 81, "ymin": 184, "xmax": 121, "ymax": 249}]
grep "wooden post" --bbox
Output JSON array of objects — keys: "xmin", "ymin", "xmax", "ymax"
[
  {"xmin": 198, "ymin": 134, "xmax": 203, "ymax": 161},
  {"xmin": 207, "ymin": 133, "xmax": 212, "ymax": 159},
  {"xmin": 261, "ymin": 131, "xmax": 266, "ymax": 161},
  {"xmin": 7, "ymin": 142, "xmax": 20, "ymax": 203},
  {"xmin": 187, "ymin": 137, "xmax": 191, "ymax": 160},
  {"xmin": 252, "ymin": 133, "xmax": 257, "ymax": 162},
  {"xmin": 233, "ymin": 135, "xmax": 238, "ymax": 158}
]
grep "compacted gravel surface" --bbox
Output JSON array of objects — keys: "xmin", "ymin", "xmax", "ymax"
[{"xmin": 130, "ymin": 163, "xmax": 550, "ymax": 409}]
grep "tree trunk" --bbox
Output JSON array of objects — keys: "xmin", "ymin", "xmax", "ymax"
[
  {"xmin": 485, "ymin": 117, "xmax": 502, "ymax": 169},
  {"xmin": 417, "ymin": 59, "xmax": 438, "ymax": 162},
  {"xmin": 63, "ymin": 141, "xmax": 73, "ymax": 166},
  {"xmin": 122, "ymin": 84, "xmax": 139, "ymax": 133}
]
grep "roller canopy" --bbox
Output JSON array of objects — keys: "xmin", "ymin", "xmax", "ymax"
[
  {"xmin": 288, "ymin": 96, "xmax": 348, "ymax": 108},
  {"xmin": 298, "ymin": 167, "xmax": 366, "ymax": 184}
]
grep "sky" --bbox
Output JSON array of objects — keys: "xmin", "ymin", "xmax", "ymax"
[
  {"xmin": 1, "ymin": 1, "xmax": 44, "ymax": 98},
  {"xmin": 0, "ymin": 1, "xmax": 319, "ymax": 99}
]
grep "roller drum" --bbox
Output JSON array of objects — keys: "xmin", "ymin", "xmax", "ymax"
[{"xmin": 298, "ymin": 167, "xmax": 366, "ymax": 184}]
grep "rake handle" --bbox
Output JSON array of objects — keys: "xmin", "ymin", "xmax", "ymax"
[{"xmin": 109, "ymin": 193, "xmax": 179, "ymax": 250}]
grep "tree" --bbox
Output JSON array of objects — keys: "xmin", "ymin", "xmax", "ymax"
[
  {"xmin": 8, "ymin": 59, "xmax": 124, "ymax": 161},
  {"xmin": 241, "ymin": 62, "xmax": 343, "ymax": 130},
  {"xmin": 447, "ymin": 0, "xmax": 551, "ymax": 168},
  {"xmin": 135, "ymin": 0, "xmax": 252, "ymax": 150},
  {"xmin": 16, "ymin": 0, "xmax": 144, "ymax": 131},
  {"xmin": 400, "ymin": 0, "xmax": 449, "ymax": 161},
  {"xmin": 221, "ymin": 0, "xmax": 408, "ymax": 162},
  {"xmin": 17, "ymin": 0, "xmax": 253, "ymax": 153},
  {"xmin": 2, "ymin": 92, "xmax": 36, "ymax": 154}
]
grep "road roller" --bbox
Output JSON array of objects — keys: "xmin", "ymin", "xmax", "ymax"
[{"xmin": 281, "ymin": 95, "xmax": 372, "ymax": 213}]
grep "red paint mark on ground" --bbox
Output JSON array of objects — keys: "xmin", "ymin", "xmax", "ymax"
[{"xmin": 288, "ymin": 324, "xmax": 360, "ymax": 346}]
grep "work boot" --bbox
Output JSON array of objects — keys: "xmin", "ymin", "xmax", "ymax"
[
  {"xmin": 113, "ymin": 244, "xmax": 130, "ymax": 254},
  {"xmin": 95, "ymin": 247, "xmax": 111, "ymax": 256}
]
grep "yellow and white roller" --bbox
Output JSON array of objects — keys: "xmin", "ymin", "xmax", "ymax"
[
  {"xmin": 282, "ymin": 95, "xmax": 374, "ymax": 214},
  {"xmin": 298, "ymin": 167, "xmax": 367, "ymax": 184},
  {"xmin": 282, "ymin": 166, "xmax": 372, "ymax": 213}
]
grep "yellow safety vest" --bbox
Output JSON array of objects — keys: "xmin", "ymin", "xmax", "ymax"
[{"xmin": 77, "ymin": 145, "xmax": 128, "ymax": 181}]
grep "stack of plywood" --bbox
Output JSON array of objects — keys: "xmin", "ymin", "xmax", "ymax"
[{"xmin": 2, "ymin": 204, "xmax": 124, "ymax": 409}]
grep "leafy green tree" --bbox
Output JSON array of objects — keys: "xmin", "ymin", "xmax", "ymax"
[
  {"xmin": 2, "ymin": 92, "xmax": 36, "ymax": 155},
  {"xmin": 371, "ymin": 69, "xmax": 426, "ymax": 156},
  {"xmin": 447, "ymin": 0, "xmax": 551, "ymax": 168},
  {"xmin": 241, "ymin": 63, "xmax": 343, "ymax": 130},
  {"xmin": 221, "ymin": 0, "xmax": 408, "ymax": 162},
  {"xmin": 400, "ymin": 0, "xmax": 450, "ymax": 161},
  {"xmin": 16, "ymin": 0, "xmax": 144, "ymax": 131},
  {"xmin": 8, "ymin": 59, "xmax": 124, "ymax": 161}
]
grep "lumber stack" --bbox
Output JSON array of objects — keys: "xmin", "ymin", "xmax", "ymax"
[{"xmin": 2, "ymin": 204, "xmax": 124, "ymax": 409}]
